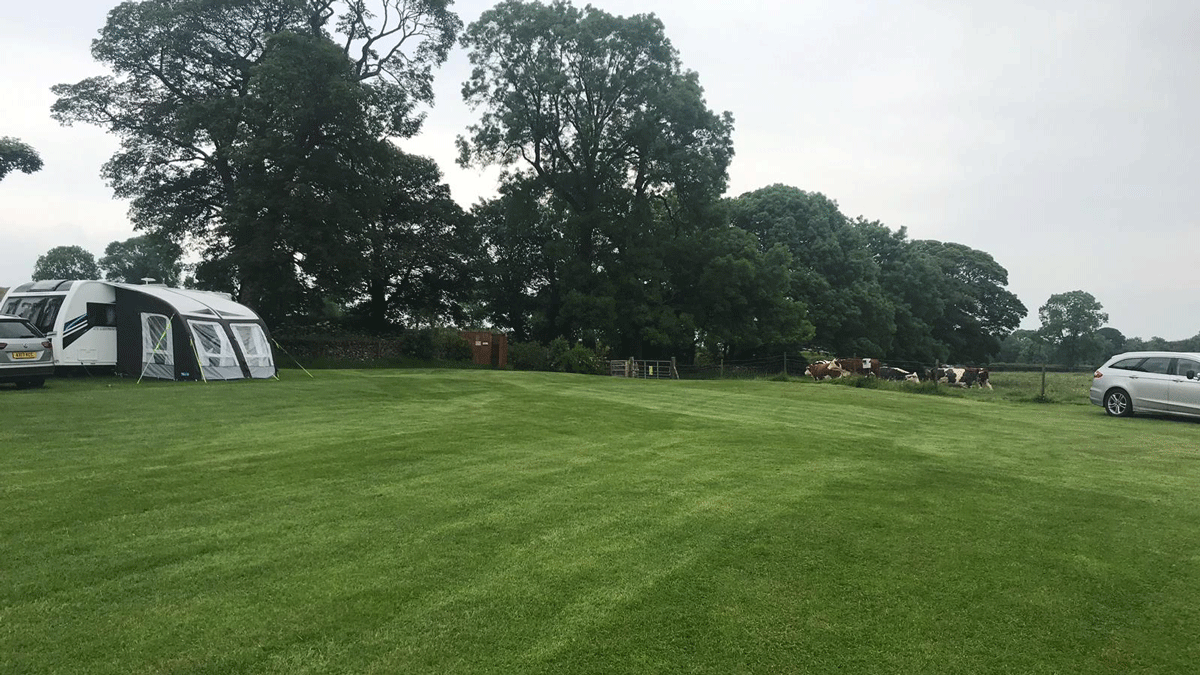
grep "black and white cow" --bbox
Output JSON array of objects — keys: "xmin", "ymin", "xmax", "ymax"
[
  {"xmin": 879, "ymin": 366, "xmax": 920, "ymax": 382},
  {"xmin": 927, "ymin": 366, "xmax": 992, "ymax": 389}
]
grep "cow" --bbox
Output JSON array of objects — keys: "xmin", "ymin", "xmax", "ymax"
[
  {"xmin": 833, "ymin": 357, "xmax": 881, "ymax": 377},
  {"xmin": 806, "ymin": 360, "xmax": 845, "ymax": 380},
  {"xmin": 927, "ymin": 366, "xmax": 992, "ymax": 389},
  {"xmin": 959, "ymin": 367, "xmax": 992, "ymax": 389},
  {"xmin": 879, "ymin": 366, "xmax": 920, "ymax": 382},
  {"xmin": 927, "ymin": 366, "xmax": 963, "ymax": 385}
]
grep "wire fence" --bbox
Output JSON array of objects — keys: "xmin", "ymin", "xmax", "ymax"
[
  {"xmin": 676, "ymin": 354, "xmax": 800, "ymax": 379},
  {"xmin": 682, "ymin": 355, "xmax": 941, "ymax": 380},
  {"xmin": 615, "ymin": 355, "xmax": 1025, "ymax": 381}
]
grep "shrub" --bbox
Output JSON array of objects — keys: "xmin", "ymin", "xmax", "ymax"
[
  {"xmin": 510, "ymin": 338, "xmax": 607, "ymax": 375},
  {"xmin": 396, "ymin": 328, "xmax": 471, "ymax": 362},
  {"xmin": 430, "ymin": 329, "xmax": 473, "ymax": 362},
  {"xmin": 509, "ymin": 342, "xmax": 552, "ymax": 371},
  {"xmin": 548, "ymin": 337, "xmax": 571, "ymax": 369},
  {"xmin": 558, "ymin": 344, "xmax": 605, "ymax": 374}
]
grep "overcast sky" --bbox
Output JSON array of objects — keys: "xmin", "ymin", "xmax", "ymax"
[{"xmin": 2, "ymin": 0, "xmax": 1197, "ymax": 339}]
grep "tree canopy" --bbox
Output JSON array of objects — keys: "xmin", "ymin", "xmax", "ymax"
[
  {"xmin": 33, "ymin": 0, "xmax": 1053, "ymax": 364},
  {"xmin": 911, "ymin": 240, "xmax": 1026, "ymax": 364},
  {"xmin": 98, "ymin": 234, "xmax": 184, "ymax": 285},
  {"xmin": 0, "ymin": 137, "xmax": 43, "ymax": 181},
  {"xmin": 459, "ymin": 0, "xmax": 776, "ymax": 358},
  {"xmin": 729, "ymin": 185, "xmax": 894, "ymax": 357},
  {"xmin": 350, "ymin": 148, "xmax": 476, "ymax": 330},
  {"xmin": 726, "ymin": 185, "xmax": 1025, "ymax": 364},
  {"xmin": 51, "ymin": 0, "xmax": 462, "ymax": 323},
  {"xmin": 1037, "ymin": 290, "xmax": 1109, "ymax": 367},
  {"xmin": 33, "ymin": 246, "xmax": 101, "ymax": 281},
  {"xmin": 458, "ymin": 0, "xmax": 733, "ymax": 215}
]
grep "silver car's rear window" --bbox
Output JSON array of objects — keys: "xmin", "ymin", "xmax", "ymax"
[
  {"xmin": 0, "ymin": 320, "xmax": 40, "ymax": 339},
  {"xmin": 1, "ymin": 296, "xmax": 62, "ymax": 334},
  {"xmin": 1141, "ymin": 357, "xmax": 1173, "ymax": 374}
]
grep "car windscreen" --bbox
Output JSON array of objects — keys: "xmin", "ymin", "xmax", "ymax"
[
  {"xmin": 0, "ymin": 295, "xmax": 63, "ymax": 334},
  {"xmin": 0, "ymin": 320, "xmax": 41, "ymax": 339}
]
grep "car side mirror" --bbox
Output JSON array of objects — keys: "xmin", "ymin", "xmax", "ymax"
[{"xmin": 1188, "ymin": 370, "xmax": 1197, "ymax": 380}]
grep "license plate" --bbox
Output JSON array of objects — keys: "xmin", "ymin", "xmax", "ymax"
[{"xmin": 10, "ymin": 352, "xmax": 38, "ymax": 360}]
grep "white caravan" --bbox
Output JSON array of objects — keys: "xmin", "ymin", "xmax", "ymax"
[
  {"xmin": 0, "ymin": 280, "xmax": 276, "ymax": 380},
  {"xmin": 0, "ymin": 280, "xmax": 119, "ymax": 367}
]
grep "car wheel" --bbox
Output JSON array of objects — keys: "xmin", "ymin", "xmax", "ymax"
[{"xmin": 1104, "ymin": 389, "xmax": 1132, "ymax": 417}]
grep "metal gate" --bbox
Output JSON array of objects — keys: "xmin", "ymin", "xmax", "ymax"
[{"xmin": 609, "ymin": 358, "xmax": 679, "ymax": 379}]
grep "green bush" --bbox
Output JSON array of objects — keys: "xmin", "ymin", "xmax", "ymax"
[
  {"xmin": 510, "ymin": 338, "xmax": 607, "ymax": 375},
  {"xmin": 430, "ymin": 329, "xmax": 473, "ymax": 362},
  {"xmin": 548, "ymin": 337, "xmax": 571, "ymax": 369},
  {"xmin": 558, "ymin": 344, "xmax": 605, "ymax": 375},
  {"xmin": 509, "ymin": 342, "xmax": 552, "ymax": 371},
  {"xmin": 396, "ymin": 328, "xmax": 471, "ymax": 362}
]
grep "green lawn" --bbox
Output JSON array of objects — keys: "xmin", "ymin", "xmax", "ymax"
[{"xmin": 3, "ymin": 370, "xmax": 1199, "ymax": 674}]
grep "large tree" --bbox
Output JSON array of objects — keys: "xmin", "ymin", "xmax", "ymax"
[
  {"xmin": 470, "ymin": 179, "xmax": 556, "ymax": 343},
  {"xmin": 855, "ymin": 218, "xmax": 947, "ymax": 364},
  {"xmin": 730, "ymin": 185, "xmax": 894, "ymax": 357},
  {"xmin": 32, "ymin": 245, "xmax": 101, "ymax": 280},
  {"xmin": 352, "ymin": 148, "xmax": 477, "ymax": 329},
  {"xmin": 220, "ymin": 30, "xmax": 396, "ymax": 320},
  {"xmin": 1037, "ymin": 290, "xmax": 1108, "ymax": 367},
  {"xmin": 458, "ymin": 0, "xmax": 738, "ymax": 356},
  {"xmin": 913, "ymin": 240, "xmax": 1027, "ymax": 364},
  {"xmin": 677, "ymin": 225, "xmax": 811, "ymax": 358},
  {"xmin": 0, "ymin": 137, "xmax": 43, "ymax": 181},
  {"xmin": 99, "ymin": 233, "xmax": 184, "ymax": 285},
  {"xmin": 51, "ymin": 0, "xmax": 461, "ymax": 322}
]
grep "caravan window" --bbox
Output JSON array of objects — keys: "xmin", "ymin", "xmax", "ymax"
[
  {"xmin": 87, "ymin": 303, "xmax": 117, "ymax": 328},
  {"xmin": 142, "ymin": 313, "xmax": 174, "ymax": 366},
  {"xmin": 231, "ymin": 323, "xmax": 272, "ymax": 368},
  {"xmin": 1, "ymin": 295, "xmax": 63, "ymax": 334},
  {"xmin": 189, "ymin": 321, "xmax": 238, "ymax": 368}
]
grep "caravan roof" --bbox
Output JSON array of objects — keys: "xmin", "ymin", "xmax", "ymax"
[
  {"xmin": 12, "ymin": 280, "xmax": 77, "ymax": 293},
  {"xmin": 116, "ymin": 284, "xmax": 252, "ymax": 320}
]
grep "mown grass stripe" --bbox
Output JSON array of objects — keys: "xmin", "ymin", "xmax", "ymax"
[{"xmin": 2, "ymin": 370, "xmax": 1198, "ymax": 674}]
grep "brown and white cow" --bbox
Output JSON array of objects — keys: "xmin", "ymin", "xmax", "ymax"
[
  {"xmin": 806, "ymin": 360, "xmax": 845, "ymax": 380},
  {"xmin": 833, "ymin": 358, "xmax": 881, "ymax": 377}
]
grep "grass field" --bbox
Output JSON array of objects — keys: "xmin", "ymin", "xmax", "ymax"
[{"xmin": 3, "ymin": 370, "xmax": 1199, "ymax": 674}]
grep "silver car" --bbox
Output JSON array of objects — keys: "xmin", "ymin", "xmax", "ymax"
[
  {"xmin": 1090, "ymin": 351, "xmax": 1200, "ymax": 419},
  {"xmin": 0, "ymin": 314, "xmax": 54, "ymax": 389}
]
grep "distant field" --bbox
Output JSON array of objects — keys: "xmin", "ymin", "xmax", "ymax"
[{"xmin": 3, "ymin": 370, "xmax": 1199, "ymax": 674}]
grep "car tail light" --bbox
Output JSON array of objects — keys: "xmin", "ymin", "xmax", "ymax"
[
  {"xmin": 42, "ymin": 340, "xmax": 52, "ymax": 349},
  {"xmin": 1093, "ymin": 371, "xmax": 1102, "ymax": 379}
]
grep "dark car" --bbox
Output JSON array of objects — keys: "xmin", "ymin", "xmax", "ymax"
[{"xmin": 0, "ymin": 314, "xmax": 54, "ymax": 389}]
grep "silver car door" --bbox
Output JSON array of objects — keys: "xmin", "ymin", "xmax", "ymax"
[
  {"xmin": 1132, "ymin": 356, "xmax": 1174, "ymax": 412},
  {"xmin": 1170, "ymin": 358, "xmax": 1200, "ymax": 415}
]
